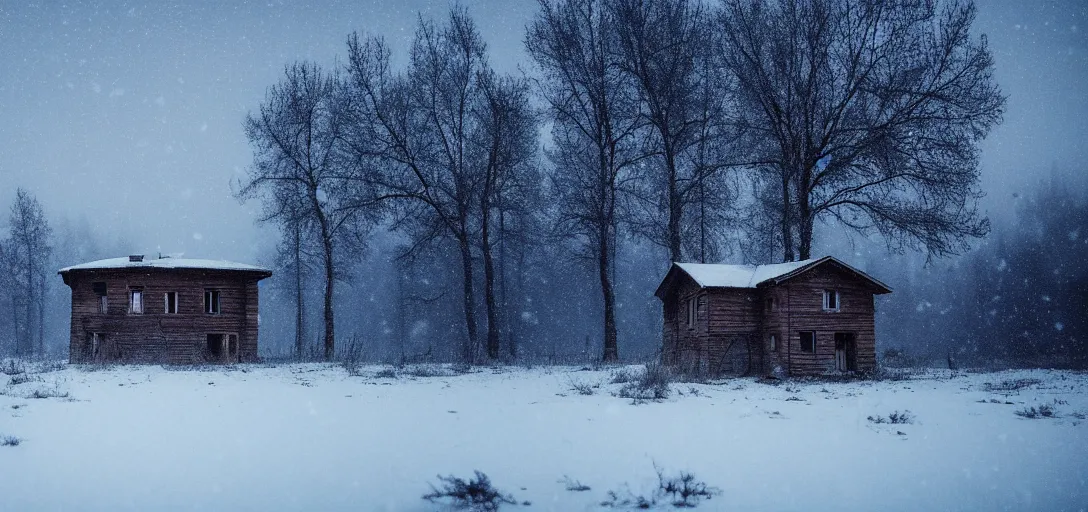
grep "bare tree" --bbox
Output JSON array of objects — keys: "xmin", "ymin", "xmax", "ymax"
[
  {"xmin": 346, "ymin": 9, "xmax": 493, "ymax": 363},
  {"xmin": 474, "ymin": 71, "xmax": 539, "ymax": 360},
  {"xmin": 240, "ymin": 62, "xmax": 372, "ymax": 361},
  {"xmin": 718, "ymin": 0, "xmax": 1005, "ymax": 261},
  {"xmin": 3, "ymin": 189, "xmax": 52, "ymax": 357},
  {"xmin": 527, "ymin": 0, "xmax": 644, "ymax": 362},
  {"xmin": 611, "ymin": 0, "xmax": 735, "ymax": 263}
]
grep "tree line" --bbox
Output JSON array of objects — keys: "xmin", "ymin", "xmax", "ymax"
[{"xmin": 238, "ymin": 0, "xmax": 1005, "ymax": 364}]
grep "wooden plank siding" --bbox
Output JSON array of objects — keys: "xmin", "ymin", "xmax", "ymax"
[
  {"xmin": 659, "ymin": 259, "xmax": 886, "ymax": 377},
  {"xmin": 761, "ymin": 264, "xmax": 879, "ymax": 375},
  {"xmin": 63, "ymin": 268, "xmax": 268, "ymax": 364}
]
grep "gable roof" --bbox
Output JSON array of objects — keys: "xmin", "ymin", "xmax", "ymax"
[
  {"xmin": 654, "ymin": 256, "xmax": 891, "ymax": 298},
  {"xmin": 59, "ymin": 257, "xmax": 271, "ymax": 275}
]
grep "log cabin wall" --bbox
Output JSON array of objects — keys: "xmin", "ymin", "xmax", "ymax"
[
  {"xmin": 706, "ymin": 288, "xmax": 760, "ymax": 375},
  {"xmin": 661, "ymin": 279, "xmax": 708, "ymax": 373},
  {"xmin": 64, "ymin": 268, "xmax": 267, "ymax": 364},
  {"xmin": 767, "ymin": 264, "xmax": 879, "ymax": 375}
]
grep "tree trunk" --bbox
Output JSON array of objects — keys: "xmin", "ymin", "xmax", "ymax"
[
  {"xmin": 599, "ymin": 226, "xmax": 619, "ymax": 362},
  {"xmin": 798, "ymin": 169, "xmax": 813, "ymax": 261},
  {"xmin": 780, "ymin": 170, "xmax": 795, "ymax": 262},
  {"xmin": 666, "ymin": 148, "xmax": 683, "ymax": 263},
  {"xmin": 481, "ymin": 208, "xmax": 500, "ymax": 361},
  {"xmin": 293, "ymin": 221, "xmax": 305, "ymax": 360},
  {"xmin": 313, "ymin": 205, "xmax": 335, "ymax": 362},
  {"xmin": 37, "ymin": 268, "xmax": 44, "ymax": 357},
  {"xmin": 458, "ymin": 235, "xmax": 479, "ymax": 364}
]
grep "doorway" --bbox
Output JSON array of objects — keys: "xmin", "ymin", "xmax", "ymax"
[
  {"xmin": 206, "ymin": 334, "xmax": 239, "ymax": 363},
  {"xmin": 834, "ymin": 332, "xmax": 857, "ymax": 372}
]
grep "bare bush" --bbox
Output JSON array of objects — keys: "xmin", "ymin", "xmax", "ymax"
[
  {"xmin": 609, "ymin": 367, "xmax": 636, "ymax": 384},
  {"xmin": 373, "ymin": 367, "xmax": 398, "ymax": 379},
  {"xmin": 1, "ymin": 435, "xmax": 21, "ymax": 447},
  {"xmin": 404, "ymin": 364, "xmax": 456, "ymax": 378},
  {"xmin": 984, "ymin": 379, "xmax": 1042, "ymax": 393},
  {"xmin": 1016, "ymin": 404, "xmax": 1057, "ymax": 419},
  {"xmin": 656, "ymin": 467, "xmax": 721, "ymax": 508},
  {"xmin": 560, "ymin": 476, "xmax": 591, "ymax": 492},
  {"xmin": 569, "ymin": 378, "xmax": 598, "ymax": 396},
  {"xmin": 422, "ymin": 470, "xmax": 517, "ymax": 511},
  {"xmin": 616, "ymin": 364, "xmax": 672, "ymax": 402},
  {"xmin": 340, "ymin": 336, "xmax": 365, "ymax": 376},
  {"xmin": 868, "ymin": 411, "xmax": 914, "ymax": 425},
  {"xmin": 8, "ymin": 373, "xmax": 37, "ymax": 386},
  {"xmin": 1, "ymin": 359, "xmax": 26, "ymax": 376}
]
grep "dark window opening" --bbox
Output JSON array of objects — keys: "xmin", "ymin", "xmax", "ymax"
[
  {"xmin": 228, "ymin": 335, "xmax": 238, "ymax": 357},
  {"xmin": 206, "ymin": 334, "xmax": 224, "ymax": 359},
  {"xmin": 93, "ymin": 282, "xmax": 108, "ymax": 313},
  {"xmin": 765, "ymin": 298, "xmax": 775, "ymax": 312},
  {"xmin": 800, "ymin": 331, "xmax": 815, "ymax": 353},
  {"xmin": 204, "ymin": 290, "xmax": 220, "ymax": 314},
  {"xmin": 165, "ymin": 292, "xmax": 178, "ymax": 314},
  {"xmin": 769, "ymin": 333, "xmax": 778, "ymax": 352}
]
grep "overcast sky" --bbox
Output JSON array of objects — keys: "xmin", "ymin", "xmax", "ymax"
[{"xmin": 0, "ymin": 0, "xmax": 1084, "ymax": 266}]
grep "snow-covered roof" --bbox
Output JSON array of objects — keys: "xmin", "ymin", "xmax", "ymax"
[
  {"xmin": 675, "ymin": 259, "xmax": 817, "ymax": 289},
  {"xmin": 59, "ymin": 256, "xmax": 271, "ymax": 274},
  {"xmin": 655, "ymin": 256, "xmax": 891, "ymax": 298}
]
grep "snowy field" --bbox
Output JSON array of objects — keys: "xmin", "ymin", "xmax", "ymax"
[{"xmin": 1, "ymin": 362, "xmax": 1087, "ymax": 512}]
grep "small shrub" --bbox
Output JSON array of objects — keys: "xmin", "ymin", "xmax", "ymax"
[
  {"xmin": 24, "ymin": 385, "xmax": 69, "ymax": 399},
  {"xmin": 340, "ymin": 336, "xmax": 365, "ymax": 376},
  {"xmin": 984, "ymin": 379, "xmax": 1042, "ymax": 393},
  {"xmin": 656, "ymin": 467, "xmax": 721, "ymax": 508},
  {"xmin": 600, "ymin": 488, "xmax": 655, "ymax": 509},
  {"xmin": 1, "ymin": 435, "xmax": 21, "ymax": 447},
  {"xmin": 610, "ymin": 367, "xmax": 636, "ymax": 384},
  {"xmin": 868, "ymin": 410, "xmax": 914, "ymax": 425},
  {"xmin": 404, "ymin": 364, "xmax": 455, "ymax": 378},
  {"xmin": 602, "ymin": 466, "xmax": 719, "ymax": 509},
  {"xmin": 422, "ymin": 470, "xmax": 516, "ymax": 511},
  {"xmin": 1016, "ymin": 404, "xmax": 1057, "ymax": 419},
  {"xmin": 1070, "ymin": 412, "xmax": 1086, "ymax": 420},
  {"xmin": 0, "ymin": 359, "xmax": 26, "ymax": 376},
  {"xmin": 8, "ymin": 373, "xmax": 36, "ymax": 386},
  {"xmin": 569, "ymin": 378, "xmax": 597, "ymax": 396},
  {"xmin": 616, "ymin": 363, "xmax": 672, "ymax": 402},
  {"xmin": 373, "ymin": 367, "xmax": 398, "ymax": 379},
  {"xmin": 560, "ymin": 476, "xmax": 591, "ymax": 492},
  {"xmin": 36, "ymin": 361, "xmax": 66, "ymax": 373}
]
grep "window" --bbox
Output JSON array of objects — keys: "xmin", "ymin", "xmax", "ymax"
[
  {"xmin": 800, "ymin": 331, "xmax": 815, "ymax": 352},
  {"xmin": 686, "ymin": 296, "xmax": 698, "ymax": 328},
  {"xmin": 823, "ymin": 289, "xmax": 839, "ymax": 311},
  {"xmin": 93, "ymin": 282, "xmax": 108, "ymax": 314},
  {"xmin": 164, "ymin": 292, "xmax": 178, "ymax": 314},
  {"xmin": 204, "ymin": 289, "xmax": 220, "ymax": 314},
  {"xmin": 765, "ymin": 297, "xmax": 776, "ymax": 312},
  {"xmin": 769, "ymin": 333, "xmax": 778, "ymax": 352},
  {"xmin": 129, "ymin": 289, "xmax": 143, "ymax": 314}
]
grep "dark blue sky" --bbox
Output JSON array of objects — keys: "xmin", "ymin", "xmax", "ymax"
[{"xmin": 0, "ymin": 0, "xmax": 1084, "ymax": 264}]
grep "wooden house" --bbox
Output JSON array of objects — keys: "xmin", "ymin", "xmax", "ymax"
[
  {"xmin": 654, "ymin": 256, "xmax": 892, "ymax": 377},
  {"xmin": 58, "ymin": 255, "xmax": 272, "ymax": 364}
]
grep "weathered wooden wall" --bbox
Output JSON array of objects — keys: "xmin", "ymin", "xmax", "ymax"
[
  {"xmin": 64, "ymin": 268, "xmax": 267, "ymax": 364},
  {"xmin": 762, "ymin": 264, "xmax": 879, "ymax": 376}
]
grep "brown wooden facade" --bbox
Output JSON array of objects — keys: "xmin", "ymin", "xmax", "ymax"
[
  {"xmin": 59, "ymin": 257, "xmax": 271, "ymax": 364},
  {"xmin": 656, "ymin": 257, "xmax": 891, "ymax": 377}
]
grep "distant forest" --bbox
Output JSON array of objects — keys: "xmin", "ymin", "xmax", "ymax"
[{"xmin": 3, "ymin": 0, "xmax": 1082, "ymax": 369}]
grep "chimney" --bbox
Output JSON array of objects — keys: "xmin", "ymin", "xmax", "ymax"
[{"xmin": 129, "ymin": 254, "xmax": 144, "ymax": 262}]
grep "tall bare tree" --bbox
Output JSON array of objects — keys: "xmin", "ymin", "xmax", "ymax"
[
  {"xmin": 719, "ymin": 0, "xmax": 1005, "ymax": 261},
  {"xmin": 346, "ymin": 8, "xmax": 493, "ymax": 363},
  {"xmin": 474, "ymin": 71, "xmax": 539, "ymax": 360},
  {"xmin": 611, "ymin": 0, "xmax": 735, "ymax": 263},
  {"xmin": 527, "ymin": 0, "xmax": 644, "ymax": 362},
  {"xmin": 3, "ymin": 188, "xmax": 52, "ymax": 357},
  {"xmin": 240, "ymin": 62, "xmax": 372, "ymax": 361}
]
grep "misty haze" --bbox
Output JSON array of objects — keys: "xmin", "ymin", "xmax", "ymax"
[{"xmin": 0, "ymin": 1, "xmax": 1086, "ymax": 511}]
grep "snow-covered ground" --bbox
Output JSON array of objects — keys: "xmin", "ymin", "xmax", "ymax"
[{"xmin": 1, "ymin": 362, "xmax": 1086, "ymax": 511}]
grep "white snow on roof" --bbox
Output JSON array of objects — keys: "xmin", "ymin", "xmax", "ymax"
[
  {"xmin": 59, "ymin": 257, "xmax": 270, "ymax": 273},
  {"xmin": 675, "ymin": 259, "xmax": 817, "ymax": 288}
]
